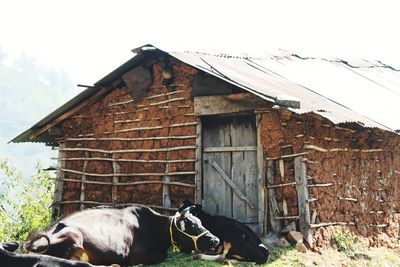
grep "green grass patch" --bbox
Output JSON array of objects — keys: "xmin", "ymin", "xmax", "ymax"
[{"xmin": 147, "ymin": 246, "xmax": 300, "ymax": 267}]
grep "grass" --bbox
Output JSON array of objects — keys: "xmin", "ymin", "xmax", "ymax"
[
  {"xmin": 146, "ymin": 244, "xmax": 400, "ymax": 267},
  {"xmin": 148, "ymin": 246, "xmax": 300, "ymax": 267}
]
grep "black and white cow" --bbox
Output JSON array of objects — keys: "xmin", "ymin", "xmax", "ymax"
[{"xmin": 24, "ymin": 204, "xmax": 219, "ymax": 266}]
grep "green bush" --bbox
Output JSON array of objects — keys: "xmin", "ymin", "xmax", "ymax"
[
  {"xmin": 331, "ymin": 231, "xmax": 366, "ymax": 259},
  {"xmin": 0, "ymin": 158, "xmax": 54, "ymax": 243}
]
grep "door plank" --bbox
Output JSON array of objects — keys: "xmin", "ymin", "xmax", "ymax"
[
  {"xmin": 203, "ymin": 118, "xmax": 232, "ymax": 216},
  {"xmin": 211, "ymin": 160, "xmax": 256, "ymax": 211}
]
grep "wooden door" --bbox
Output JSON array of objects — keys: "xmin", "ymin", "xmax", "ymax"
[{"xmin": 202, "ymin": 115, "xmax": 259, "ymax": 232}]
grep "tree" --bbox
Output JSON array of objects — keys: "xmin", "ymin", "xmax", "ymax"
[{"xmin": 0, "ymin": 158, "xmax": 54, "ymax": 243}]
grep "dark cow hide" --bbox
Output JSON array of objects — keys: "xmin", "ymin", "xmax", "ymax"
[
  {"xmin": 24, "ymin": 204, "xmax": 219, "ymax": 266},
  {"xmin": 179, "ymin": 201, "xmax": 269, "ymax": 264},
  {"xmin": 0, "ymin": 241, "xmax": 119, "ymax": 267}
]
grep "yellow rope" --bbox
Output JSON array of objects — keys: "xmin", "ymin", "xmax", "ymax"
[{"xmin": 169, "ymin": 217, "xmax": 180, "ymax": 253}]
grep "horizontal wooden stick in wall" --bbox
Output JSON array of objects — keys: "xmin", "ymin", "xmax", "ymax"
[
  {"xmin": 108, "ymin": 99, "xmax": 134, "ymax": 107},
  {"xmin": 112, "ymin": 122, "xmax": 198, "ymax": 134},
  {"xmin": 114, "ymin": 119, "xmax": 142, "ymax": 124},
  {"xmin": 78, "ymin": 133, "xmax": 94, "ymax": 137},
  {"xmin": 307, "ymin": 183, "xmax": 334, "ymax": 188},
  {"xmin": 170, "ymin": 122, "xmax": 198, "ymax": 128},
  {"xmin": 52, "ymin": 157, "xmax": 196, "ymax": 163},
  {"xmin": 369, "ymin": 224, "xmax": 389, "ymax": 228},
  {"xmin": 273, "ymin": 215, "xmax": 299, "ymax": 220},
  {"xmin": 267, "ymin": 181, "xmax": 297, "ymax": 189},
  {"xmin": 149, "ymin": 97, "xmax": 186, "ymax": 106},
  {"xmin": 107, "ymin": 91, "xmax": 185, "ymax": 107},
  {"xmin": 51, "ymin": 201, "xmax": 177, "ymax": 211},
  {"xmin": 58, "ymin": 168, "xmax": 196, "ymax": 177},
  {"xmin": 57, "ymin": 145, "xmax": 197, "ymax": 154},
  {"xmin": 310, "ymin": 222, "xmax": 355, "ymax": 228},
  {"xmin": 338, "ymin": 196, "xmax": 357, "ymax": 202},
  {"xmin": 145, "ymin": 90, "xmax": 185, "ymax": 100},
  {"xmin": 334, "ymin": 126, "xmax": 357, "ymax": 133},
  {"xmin": 266, "ymin": 152, "xmax": 310, "ymax": 161},
  {"xmin": 304, "ymin": 144, "xmax": 385, "ymax": 153},
  {"xmin": 61, "ymin": 135, "xmax": 197, "ymax": 142},
  {"xmin": 304, "ymin": 145, "xmax": 327, "ymax": 152},
  {"xmin": 369, "ymin": 211, "xmax": 384, "ymax": 214},
  {"xmin": 304, "ymin": 159, "xmax": 320, "ymax": 164},
  {"xmin": 51, "ymin": 177, "xmax": 195, "ymax": 187}
]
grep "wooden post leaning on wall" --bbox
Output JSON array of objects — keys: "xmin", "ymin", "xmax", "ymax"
[
  {"xmin": 266, "ymin": 160, "xmax": 282, "ymax": 233},
  {"xmin": 112, "ymin": 154, "xmax": 120, "ymax": 205},
  {"xmin": 162, "ymin": 155, "xmax": 172, "ymax": 209},
  {"xmin": 194, "ymin": 118, "xmax": 202, "ymax": 205},
  {"xmin": 256, "ymin": 113, "xmax": 266, "ymax": 236},
  {"xmin": 294, "ymin": 156, "xmax": 312, "ymax": 246},
  {"xmin": 162, "ymin": 175, "xmax": 172, "ymax": 209},
  {"xmin": 52, "ymin": 143, "xmax": 65, "ymax": 218},
  {"xmin": 80, "ymin": 151, "xmax": 89, "ymax": 210}
]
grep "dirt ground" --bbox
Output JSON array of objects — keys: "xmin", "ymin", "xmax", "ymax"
[
  {"xmin": 268, "ymin": 246, "xmax": 400, "ymax": 267},
  {"xmin": 149, "ymin": 245, "xmax": 400, "ymax": 267}
]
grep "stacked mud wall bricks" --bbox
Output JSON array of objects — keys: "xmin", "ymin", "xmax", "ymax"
[
  {"xmin": 259, "ymin": 109, "xmax": 400, "ymax": 247},
  {"xmin": 56, "ymin": 61, "xmax": 199, "ymax": 215}
]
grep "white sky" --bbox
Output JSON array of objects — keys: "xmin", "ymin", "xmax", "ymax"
[{"xmin": 2, "ymin": 0, "xmax": 400, "ymax": 84}]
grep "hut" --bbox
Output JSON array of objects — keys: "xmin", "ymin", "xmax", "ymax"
[{"xmin": 12, "ymin": 44, "xmax": 400, "ymax": 247}]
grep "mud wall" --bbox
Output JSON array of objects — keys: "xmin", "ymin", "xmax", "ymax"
[
  {"xmin": 259, "ymin": 109, "xmax": 400, "ymax": 247},
  {"xmin": 56, "ymin": 59, "xmax": 198, "ymax": 216}
]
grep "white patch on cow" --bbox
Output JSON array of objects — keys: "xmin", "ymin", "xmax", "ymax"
[{"xmin": 259, "ymin": 243, "xmax": 268, "ymax": 250}]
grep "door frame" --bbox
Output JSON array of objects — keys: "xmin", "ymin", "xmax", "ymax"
[{"xmin": 194, "ymin": 112, "xmax": 266, "ymax": 236}]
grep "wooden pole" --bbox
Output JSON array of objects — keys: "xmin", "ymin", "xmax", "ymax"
[
  {"xmin": 195, "ymin": 119, "xmax": 202, "ymax": 205},
  {"xmin": 294, "ymin": 156, "xmax": 312, "ymax": 246},
  {"xmin": 112, "ymin": 157, "xmax": 120, "ymax": 205},
  {"xmin": 256, "ymin": 113, "xmax": 266, "ymax": 236},
  {"xmin": 266, "ymin": 160, "xmax": 282, "ymax": 233},
  {"xmin": 80, "ymin": 151, "xmax": 89, "ymax": 210},
  {"xmin": 52, "ymin": 142, "xmax": 65, "ymax": 218}
]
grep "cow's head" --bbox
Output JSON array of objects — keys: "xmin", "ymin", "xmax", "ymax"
[
  {"xmin": 171, "ymin": 206, "xmax": 219, "ymax": 254},
  {"xmin": 226, "ymin": 228, "xmax": 269, "ymax": 264},
  {"xmin": 179, "ymin": 201, "xmax": 269, "ymax": 264}
]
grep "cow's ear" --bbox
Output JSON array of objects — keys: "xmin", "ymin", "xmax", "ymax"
[{"xmin": 178, "ymin": 200, "xmax": 193, "ymax": 212}]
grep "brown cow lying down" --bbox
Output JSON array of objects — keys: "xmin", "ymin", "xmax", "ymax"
[
  {"xmin": 179, "ymin": 201, "xmax": 269, "ymax": 264},
  {"xmin": 23, "ymin": 204, "xmax": 219, "ymax": 266},
  {"xmin": 0, "ymin": 242, "xmax": 119, "ymax": 267}
]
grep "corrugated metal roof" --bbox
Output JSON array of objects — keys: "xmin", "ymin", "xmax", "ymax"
[
  {"xmin": 11, "ymin": 44, "xmax": 400, "ymax": 143},
  {"xmin": 170, "ymin": 51, "xmax": 398, "ymax": 131}
]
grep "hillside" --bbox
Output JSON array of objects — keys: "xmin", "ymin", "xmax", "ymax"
[{"xmin": 0, "ymin": 54, "xmax": 78, "ymax": 183}]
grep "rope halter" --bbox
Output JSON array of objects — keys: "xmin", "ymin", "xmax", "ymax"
[{"xmin": 169, "ymin": 213, "xmax": 210, "ymax": 252}]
